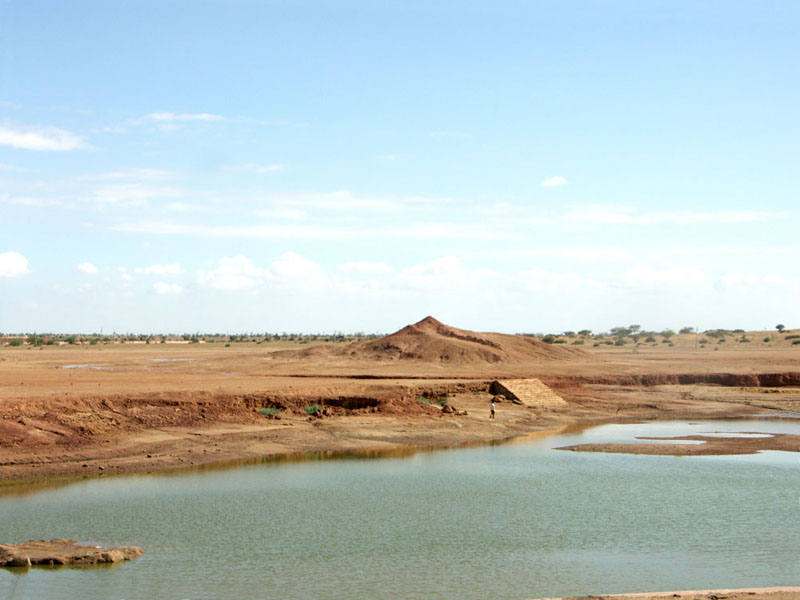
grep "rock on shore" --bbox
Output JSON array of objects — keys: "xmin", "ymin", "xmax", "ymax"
[{"xmin": 0, "ymin": 539, "xmax": 144, "ymax": 567}]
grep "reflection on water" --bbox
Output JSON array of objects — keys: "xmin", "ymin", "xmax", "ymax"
[{"xmin": 1, "ymin": 419, "xmax": 799, "ymax": 600}]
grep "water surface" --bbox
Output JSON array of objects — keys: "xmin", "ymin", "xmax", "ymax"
[{"xmin": 1, "ymin": 419, "xmax": 798, "ymax": 600}]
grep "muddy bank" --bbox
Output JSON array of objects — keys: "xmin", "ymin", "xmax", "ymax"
[
  {"xmin": 535, "ymin": 588, "xmax": 800, "ymax": 600},
  {"xmin": 557, "ymin": 431, "xmax": 800, "ymax": 456},
  {"xmin": 0, "ymin": 539, "xmax": 143, "ymax": 567}
]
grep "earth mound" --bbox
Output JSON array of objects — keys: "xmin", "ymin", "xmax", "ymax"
[{"xmin": 281, "ymin": 316, "xmax": 586, "ymax": 365}]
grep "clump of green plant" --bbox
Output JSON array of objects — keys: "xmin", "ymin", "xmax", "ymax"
[
  {"xmin": 614, "ymin": 338, "xmax": 627, "ymax": 346},
  {"xmin": 541, "ymin": 334, "xmax": 556, "ymax": 344},
  {"xmin": 258, "ymin": 407, "xmax": 282, "ymax": 416},
  {"xmin": 417, "ymin": 396, "xmax": 448, "ymax": 406},
  {"xmin": 8, "ymin": 339, "xmax": 23, "ymax": 347},
  {"xmin": 763, "ymin": 336, "xmax": 771, "ymax": 343},
  {"xmin": 572, "ymin": 339, "xmax": 584, "ymax": 345},
  {"xmin": 303, "ymin": 404, "xmax": 323, "ymax": 415},
  {"xmin": 786, "ymin": 334, "xmax": 800, "ymax": 340},
  {"xmin": 793, "ymin": 340, "xmax": 800, "ymax": 346}
]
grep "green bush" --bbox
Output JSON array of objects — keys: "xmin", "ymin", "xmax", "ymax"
[
  {"xmin": 763, "ymin": 337, "xmax": 771, "ymax": 343},
  {"xmin": 572, "ymin": 340, "xmax": 584, "ymax": 345},
  {"xmin": 614, "ymin": 338, "xmax": 627, "ymax": 346},
  {"xmin": 541, "ymin": 335, "xmax": 556, "ymax": 344},
  {"xmin": 786, "ymin": 335, "xmax": 800, "ymax": 340},
  {"xmin": 553, "ymin": 339, "xmax": 567, "ymax": 344},
  {"xmin": 258, "ymin": 407, "xmax": 282, "ymax": 416},
  {"xmin": 45, "ymin": 339, "xmax": 57, "ymax": 345},
  {"xmin": 9, "ymin": 339, "xmax": 23, "ymax": 346},
  {"xmin": 793, "ymin": 340, "xmax": 800, "ymax": 346},
  {"xmin": 303, "ymin": 404, "xmax": 323, "ymax": 415}
]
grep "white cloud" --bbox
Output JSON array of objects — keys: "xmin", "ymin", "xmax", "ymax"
[
  {"xmin": 144, "ymin": 112, "xmax": 223, "ymax": 122},
  {"xmin": 0, "ymin": 125, "xmax": 90, "ymax": 151},
  {"xmin": 135, "ymin": 263, "xmax": 183, "ymax": 276},
  {"xmin": 0, "ymin": 194, "xmax": 59, "ymax": 207},
  {"xmin": 394, "ymin": 256, "xmax": 468, "ymax": 291},
  {"xmin": 267, "ymin": 252, "xmax": 327, "ymax": 287},
  {"xmin": 339, "ymin": 261, "xmax": 394, "ymax": 274},
  {"xmin": 377, "ymin": 154, "xmax": 399, "ymax": 161},
  {"xmin": 197, "ymin": 255, "xmax": 266, "ymax": 291},
  {"xmin": 622, "ymin": 265, "xmax": 706, "ymax": 287},
  {"xmin": 153, "ymin": 281, "xmax": 183, "ymax": 294},
  {"xmin": 80, "ymin": 168, "xmax": 177, "ymax": 181},
  {"xmin": 222, "ymin": 163, "xmax": 287, "ymax": 174},
  {"xmin": 91, "ymin": 183, "xmax": 184, "ymax": 206},
  {"xmin": 0, "ymin": 163, "xmax": 25, "ymax": 172},
  {"xmin": 470, "ymin": 246, "xmax": 636, "ymax": 265},
  {"xmin": 0, "ymin": 251, "xmax": 29, "ymax": 277},
  {"xmin": 567, "ymin": 205, "xmax": 776, "ymax": 226},
  {"xmin": 541, "ymin": 176, "xmax": 567, "ymax": 188},
  {"xmin": 716, "ymin": 272, "xmax": 800, "ymax": 290},
  {"xmin": 113, "ymin": 219, "xmax": 501, "ymax": 240},
  {"xmin": 516, "ymin": 269, "xmax": 593, "ymax": 291},
  {"xmin": 76, "ymin": 262, "xmax": 98, "ymax": 274},
  {"xmin": 254, "ymin": 208, "xmax": 308, "ymax": 220}
]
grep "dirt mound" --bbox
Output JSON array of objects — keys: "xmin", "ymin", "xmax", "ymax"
[{"xmin": 283, "ymin": 317, "xmax": 586, "ymax": 365}]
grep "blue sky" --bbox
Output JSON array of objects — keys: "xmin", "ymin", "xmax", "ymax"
[{"xmin": 1, "ymin": 0, "xmax": 798, "ymax": 334}]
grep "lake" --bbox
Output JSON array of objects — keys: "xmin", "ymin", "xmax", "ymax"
[{"xmin": 1, "ymin": 419, "xmax": 799, "ymax": 600}]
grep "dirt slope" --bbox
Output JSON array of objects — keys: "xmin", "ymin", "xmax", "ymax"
[{"xmin": 277, "ymin": 316, "xmax": 586, "ymax": 365}]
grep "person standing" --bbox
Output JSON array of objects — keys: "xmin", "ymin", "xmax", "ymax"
[{"xmin": 490, "ymin": 398, "xmax": 496, "ymax": 419}]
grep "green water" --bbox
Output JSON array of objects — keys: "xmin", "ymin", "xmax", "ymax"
[{"xmin": 1, "ymin": 420, "xmax": 799, "ymax": 600}]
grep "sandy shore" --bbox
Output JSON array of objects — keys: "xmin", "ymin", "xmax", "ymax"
[{"xmin": 534, "ymin": 588, "xmax": 800, "ymax": 599}]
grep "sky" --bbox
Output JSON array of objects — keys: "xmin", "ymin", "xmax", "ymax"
[{"xmin": 1, "ymin": 0, "xmax": 798, "ymax": 334}]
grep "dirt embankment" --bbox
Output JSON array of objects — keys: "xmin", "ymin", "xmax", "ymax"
[{"xmin": 544, "ymin": 372, "xmax": 800, "ymax": 388}]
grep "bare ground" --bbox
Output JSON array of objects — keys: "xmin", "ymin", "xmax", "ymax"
[{"xmin": 2, "ymin": 338, "xmax": 800, "ymax": 485}]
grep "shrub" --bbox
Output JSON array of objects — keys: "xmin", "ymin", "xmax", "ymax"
[
  {"xmin": 793, "ymin": 340, "xmax": 800, "ymax": 346},
  {"xmin": 9, "ymin": 339, "xmax": 23, "ymax": 346},
  {"xmin": 258, "ymin": 407, "xmax": 282, "ymax": 416},
  {"xmin": 572, "ymin": 340, "xmax": 584, "ymax": 345},
  {"xmin": 45, "ymin": 339, "xmax": 57, "ymax": 345},
  {"xmin": 89, "ymin": 338, "xmax": 99, "ymax": 345},
  {"xmin": 718, "ymin": 338, "xmax": 726, "ymax": 343},
  {"xmin": 787, "ymin": 335, "xmax": 800, "ymax": 340},
  {"xmin": 645, "ymin": 335, "xmax": 656, "ymax": 343},
  {"xmin": 541, "ymin": 335, "xmax": 556, "ymax": 344},
  {"xmin": 699, "ymin": 339, "xmax": 709, "ymax": 344},
  {"xmin": 553, "ymin": 339, "xmax": 567, "ymax": 344},
  {"xmin": 303, "ymin": 404, "xmax": 323, "ymax": 415},
  {"xmin": 763, "ymin": 337, "xmax": 771, "ymax": 343},
  {"xmin": 614, "ymin": 338, "xmax": 627, "ymax": 346},
  {"xmin": 679, "ymin": 327, "xmax": 694, "ymax": 334}
]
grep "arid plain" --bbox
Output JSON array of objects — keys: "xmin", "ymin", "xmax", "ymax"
[{"xmin": 2, "ymin": 317, "xmax": 800, "ymax": 484}]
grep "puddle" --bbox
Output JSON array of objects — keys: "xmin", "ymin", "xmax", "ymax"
[{"xmin": 150, "ymin": 358, "xmax": 196, "ymax": 363}]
